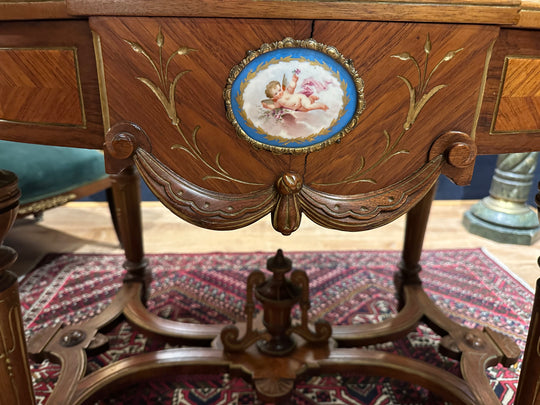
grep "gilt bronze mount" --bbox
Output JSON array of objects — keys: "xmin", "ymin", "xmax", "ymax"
[{"xmin": 224, "ymin": 37, "xmax": 365, "ymax": 154}]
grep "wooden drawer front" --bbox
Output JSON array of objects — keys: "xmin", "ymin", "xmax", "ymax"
[
  {"xmin": 493, "ymin": 57, "xmax": 540, "ymax": 133},
  {"xmin": 92, "ymin": 17, "xmax": 313, "ymax": 192},
  {"xmin": 0, "ymin": 20, "xmax": 103, "ymax": 149},
  {"xmin": 309, "ymin": 21, "xmax": 496, "ymax": 188},
  {"xmin": 93, "ymin": 18, "xmax": 495, "ymax": 189},
  {"xmin": 0, "ymin": 48, "xmax": 83, "ymax": 126},
  {"xmin": 476, "ymin": 29, "xmax": 540, "ymax": 154},
  {"xmin": 93, "ymin": 17, "xmax": 496, "ymax": 232}
]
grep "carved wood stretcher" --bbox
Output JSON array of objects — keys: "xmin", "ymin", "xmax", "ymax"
[{"xmin": 1, "ymin": 1, "xmax": 540, "ymax": 403}]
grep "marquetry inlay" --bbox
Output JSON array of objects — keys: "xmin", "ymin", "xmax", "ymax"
[
  {"xmin": 0, "ymin": 48, "xmax": 85, "ymax": 127},
  {"xmin": 493, "ymin": 56, "xmax": 540, "ymax": 133}
]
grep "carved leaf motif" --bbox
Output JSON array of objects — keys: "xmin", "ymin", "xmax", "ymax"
[
  {"xmin": 442, "ymin": 49, "xmax": 462, "ymax": 62},
  {"xmin": 168, "ymin": 46, "xmax": 196, "ymax": 59},
  {"xmin": 168, "ymin": 70, "xmax": 190, "ymax": 119},
  {"xmin": 392, "ymin": 52, "xmax": 414, "ymax": 62},
  {"xmin": 124, "ymin": 40, "xmax": 159, "ymax": 76},
  {"xmin": 156, "ymin": 29, "xmax": 164, "ymax": 47},
  {"xmin": 165, "ymin": 47, "xmax": 196, "ymax": 78},
  {"xmin": 424, "ymin": 48, "xmax": 463, "ymax": 91},
  {"xmin": 413, "ymin": 84, "xmax": 447, "ymax": 122},
  {"xmin": 424, "ymin": 35, "xmax": 432, "ymax": 54},
  {"xmin": 396, "ymin": 75, "xmax": 417, "ymax": 130},
  {"xmin": 125, "ymin": 40, "xmax": 148, "ymax": 57}
]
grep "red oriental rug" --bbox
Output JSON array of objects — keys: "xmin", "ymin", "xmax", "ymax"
[{"xmin": 19, "ymin": 249, "xmax": 534, "ymax": 405}]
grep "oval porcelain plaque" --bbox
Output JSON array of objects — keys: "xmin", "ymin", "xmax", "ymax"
[{"xmin": 225, "ymin": 38, "xmax": 365, "ymax": 154}]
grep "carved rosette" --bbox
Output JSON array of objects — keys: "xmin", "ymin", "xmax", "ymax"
[{"xmin": 429, "ymin": 131, "xmax": 477, "ymax": 185}]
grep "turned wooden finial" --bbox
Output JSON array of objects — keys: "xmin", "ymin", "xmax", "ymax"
[
  {"xmin": 221, "ymin": 249, "xmax": 331, "ymax": 358},
  {"xmin": 255, "ymin": 249, "xmax": 300, "ymax": 356},
  {"xmin": 265, "ymin": 248, "xmax": 292, "ymax": 279}
]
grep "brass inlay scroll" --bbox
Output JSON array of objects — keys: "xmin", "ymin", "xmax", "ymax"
[
  {"xmin": 125, "ymin": 28, "xmax": 262, "ymax": 186},
  {"xmin": 316, "ymin": 34, "xmax": 463, "ymax": 186}
]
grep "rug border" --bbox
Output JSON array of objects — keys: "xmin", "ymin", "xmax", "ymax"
[{"xmin": 480, "ymin": 247, "xmax": 536, "ymax": 294}]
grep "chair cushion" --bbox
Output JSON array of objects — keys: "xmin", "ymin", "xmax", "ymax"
[{"xmin": 0, "ymin": 140, "xmax": 108, "ymax": 205}]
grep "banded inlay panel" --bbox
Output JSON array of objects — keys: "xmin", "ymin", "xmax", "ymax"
[
  {"xmin": 493, "ymin": 57, "xmax": 540, "ymax": 133},
  {"xmin": 0, "ymin": 48, "xmax": 84, "ymax": 126}
]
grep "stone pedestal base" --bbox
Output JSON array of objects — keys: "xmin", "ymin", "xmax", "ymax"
[
  {"xmin": 463, "ymin": 152, "xmax": 540, "ymax": 245},
  {"xmin": 463, "ymin": 197, "xmax": 540, "ymax": 245}
]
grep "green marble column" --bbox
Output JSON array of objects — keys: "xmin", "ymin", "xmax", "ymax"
[{"xmin": 463, "ymin": 152, "xmax": 540, "ymax": 245}]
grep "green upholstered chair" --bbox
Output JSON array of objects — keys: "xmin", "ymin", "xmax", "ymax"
[{"xmin": 0, "ymin": 141, "xmax": 118, "ymax": 237}]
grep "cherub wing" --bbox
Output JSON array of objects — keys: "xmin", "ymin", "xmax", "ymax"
[
  {"xmin": 282, "ymin": 74, "xmax": 288, "ymax": 91},
  {"xmin": 262, "ymin": 99, "xmax": 278, "ymax": 110}
]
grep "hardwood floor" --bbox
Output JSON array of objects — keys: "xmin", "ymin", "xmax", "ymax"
[{"xmin": 5, "ymin": 200, "xmax": 540, "ymax": 290}]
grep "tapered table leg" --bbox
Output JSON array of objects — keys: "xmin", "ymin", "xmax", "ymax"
[
  {"xmin": 0, "ymin": 248, "xmax": 36, "ymax": 405},
  {"xmin": 109, "ymin": 165, "xmax": 150, "ymax": 287},
  {"xmin": 0, "ymin": 169, "xmax": 35, "ymax": 405},
  {"xmin": 515, "ymin": 185, "xmax": 540, "ymax": 403},
  {"xmin": 395, "ymin": 184, "xmax": 436, "ymax": 300},
  {"xmin": 26, "ymin": 165, "xmax": 150, "ymax": 405},
  {"xmin": 514, "ymin": 278, "xmax": 540, "ymax": 404},
  {"xmin": 394, "ymin": 182, "xmax": 521, "ymax": 404},
  {"xmin": 26, "ymin": 163, "xmax": 223, "ymax": 404}
]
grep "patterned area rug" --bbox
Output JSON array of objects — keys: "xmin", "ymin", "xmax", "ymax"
[{"xmin": 19, "ymin": 249, "xmax": 533, "ymax": 405}]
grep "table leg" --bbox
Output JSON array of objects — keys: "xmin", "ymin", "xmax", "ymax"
[
  {"xmin": 515, "ymin": 280, "xmax": 540, "ymax": 404},
  {"xmin": 109, "ymin": 165, "xmax": 150, "ymax": 287},
  {"xmin": 396, "ymin": 184, "xmax": 436, "ymax": 302},
  {"xmin": 0, "ymin": 169, "xmax": 35, "ymax": 405},
  {"xmin": 514, "ymin": 183, "xmax": 540, "ymax": 404},
  {"xmin": 0, "ymin": 247, "xmax": 36, "ymax": 405}
]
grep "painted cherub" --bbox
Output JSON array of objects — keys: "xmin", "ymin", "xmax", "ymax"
[{"xmin": 262, "ymin": 73, "xmax": 329, "ymax": 112}]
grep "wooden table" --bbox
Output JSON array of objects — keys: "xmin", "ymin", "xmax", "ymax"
[{"xmin": 1, "ymin": 1, "xmax": 540, "ymax": 403}]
